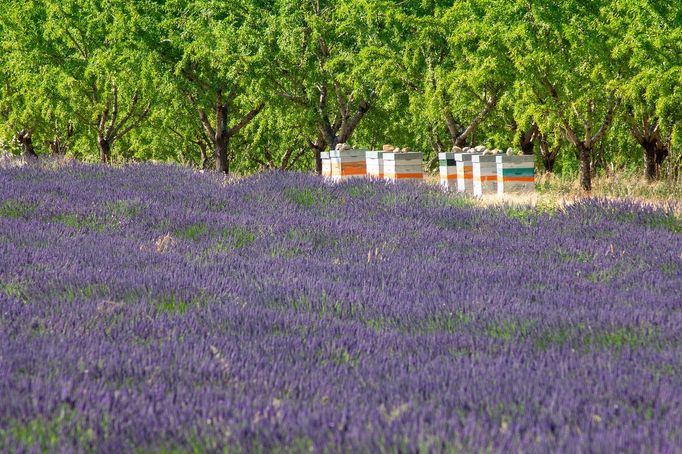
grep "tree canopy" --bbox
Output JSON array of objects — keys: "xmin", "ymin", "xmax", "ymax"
[{"xmin": 1, "ymin": 0, "xmax": 680, "ymax": 189}]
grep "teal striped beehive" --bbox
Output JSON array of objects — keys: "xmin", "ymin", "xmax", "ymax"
[
  {"xmin": 496, "ymin": 155, "xmax": 535, "ymax": 194},
  {"xmin": 439, "ymin": 152, "xmax": 457, "ymax": 190}
]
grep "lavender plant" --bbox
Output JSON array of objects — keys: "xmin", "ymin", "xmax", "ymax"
[{"xmin": 0, "ymin": 163, "xmax": 680, "ymax": 452}]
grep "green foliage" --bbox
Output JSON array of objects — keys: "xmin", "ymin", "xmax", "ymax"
[
  {"xmin": 284, "ymin": 187, "xmax": 335, "ymax": 209},
  {"xmin": 0, "ymin": 200, "xmax": 37, "ymax": 219},
  {"xmin": 0, "ymin": 0, "xmax": 680, "ymax": 182},
  {"xmin": 0, "ymin": 406, "xmax": 102, "ymax": 452},
  {"xmin": 175, "ymin": 223, "xmax": 209, "ymax": 241}
]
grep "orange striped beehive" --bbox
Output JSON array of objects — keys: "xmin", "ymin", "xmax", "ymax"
[
  {"xmin": 455, "ymin": 153, "xmax": 477, "ymax": 193},
  {"xmin": 472, "ymin": 155, "xmax": 497, "ymax": 196},
  {"xmin": 383, "ymin": 152, "xmax": 423, "ymax": 182},
  {"xmin": 496, "ymin": 155, "xmax": 535, "ymax": 194},
  {"xmin": 330, "ymin": 149, "xmax": 367, "ymax": 182}
]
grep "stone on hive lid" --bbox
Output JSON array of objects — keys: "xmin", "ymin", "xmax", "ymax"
[
  {"xmin": 336, "ymin": 143, "xmax": 351, "ymax": 151},
  {"xmin": 482, "ymin": 149, "xmax": 494, "ymax": 156},
  {"xmin": 383, "ymin": 144, "xmax": 395, "ymax": 152},
  {"xmin": 463, "ymin": 147, "xmax": 471, "ymax": 152},
  {"xmin": 475, "ymin": 145, "xmax": 487, "ymax": 152},
  {"xmin": 506, "ymin": 148, "xmax": 514, "ymax": 156}
]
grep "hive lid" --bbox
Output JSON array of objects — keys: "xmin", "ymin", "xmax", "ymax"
[
  {"xmin": 454, "ymin": 153, "xmax": 478, "ymax": 162},
  {"xmin": 495, "ymin": 155, "xmax": 535, "ymax": 164},
  {"xmin": 383, "ymin": 152, "xmax": 422, "ymax": 161},
  {"xmin": 472, "ymin": 155, "xmax": 498, "ymax": 163},
  {"xmin": 330, "ymin": 149, "xmax": 367, "ymax": 158}
]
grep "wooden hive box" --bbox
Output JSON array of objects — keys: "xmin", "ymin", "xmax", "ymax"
[
  {"xmin": 439, "ymin": 152, "xmax": 457, "ymax": 190},
  {"xmin": 496, "ymin": 155, "xmax": 535, "ymax": 194},
  {"xmin": 330, "ymin": 149, "xmax": 367, "ymax": 181},
  {"xmin": 365, "ymin": 151, "xmax": 384, "ymax": 179},
  {"xmin": 383, "ymin": 152, "xmax": 423, "ymax": 182},
  {"xmin": 472, "ymin": 154, "xmax": 498, "ymax": 196},
  {"xmin": 454, "ymin": 153, "xmax": 477, "ymax": 193},
  {"xmin": 321, "ymin": 152, "xmax": 332, "ymax": 178}
]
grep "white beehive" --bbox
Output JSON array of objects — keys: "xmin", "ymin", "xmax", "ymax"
[
  {"xmin": 365, "ymin": 151, "xmax": 384, "ymax": 179},
  {"xmin": 455, "ymin": 153, "xmax": 477, "ymax": 193},
  {"xmin": 472, "ymin": 154, "xmax": 498, "ymax": 196},
  {"xmin": 321, "ymin": 152, "xmax": 332, "ymax": 178},
  {"xmin": 383, "ymin": 152, "xmax": 423, "ymax": 182}
]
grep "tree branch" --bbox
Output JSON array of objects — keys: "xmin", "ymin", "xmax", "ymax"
[
  {"xmin": 197, "ymin": 109, "xmax": 216, "ymax": 143},
  {"xmin": 112, "ymin": 90, "xmax": 140, "ymax": 139},
  {"xmin": 104, "ymin": 82, "xmax": 119, "ymax": 140},
  {"xmin": 455, "ymin": 94, "xmax": 498, "ymax": 146},
  {"xmin": 228, "ymin": 103, "xmax": 265, "ymax": 137},
  {"xmin": 114, "ymin": 102, "xmax": 152, "ymax": 142},
  {"xmin": 590, "ymin": 97, "xmax": 620, "ymax": 145}
]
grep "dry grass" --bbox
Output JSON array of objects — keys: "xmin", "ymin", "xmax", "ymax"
[{"xmin": 425, "ymin": 170, "xmax": 682, "ymax": 211}]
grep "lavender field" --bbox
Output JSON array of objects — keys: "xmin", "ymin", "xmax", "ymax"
[{"xmin": 1, "ymin": 163, "xmax": 681, "ymax": 452}]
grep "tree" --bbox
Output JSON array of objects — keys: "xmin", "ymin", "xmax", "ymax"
[
  {"xmin": 265, "ymin": 0, "xmax": 389, "ymax": 173},
  {"xmin": 154, "ymin": 0, "xmax": 269, "ymax": 174},
  {"xmin": 504, "ymin": 0, "xmax": 621, "ymax": 191},
  {"xmin": 0, "ymin": 1, "xmax": 61, "ymax": 160},
  {"xmin": 370, "ymin": 0, "xmax": 517, "ymax": 169},
  {"xmin": 38, "ymin": 1, "xmax": 159, "ymax": 163},
  {"xmin": 606, "ymin": 0, "xmax": 682, "ymax": 181}
]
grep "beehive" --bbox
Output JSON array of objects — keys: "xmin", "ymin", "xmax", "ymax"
[
  {"xmin": 472, "ymin": 155, "xmax": 498, "ymax": 196},
  {"xmin": 496, "ymin": 155, "xmax": 535, "ymax": 194},
  {"xmin": 365, "ymin": 151, "xmax": 384, "ymax": 179},
  {"xmin": 321, "ymin": 152, "xmax": 332, "ymax": 178},
  {"xmin": 439, "ymin": 152, "xmax": 457, "ymax": 190},
  {"xmin": 455, "ymin": 153, "xmax": 477, "ymax": 193},
  {"xmin": 383, "ymin": 152, "xmax": 423, "ymax": 182},
  {"xmin": 330, "ymin": 149, "xmax": 367, "ymax": 181}
]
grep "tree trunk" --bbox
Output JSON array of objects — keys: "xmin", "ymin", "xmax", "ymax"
[
  {"xmin": 98, "ymin": 136, "xmax": 110, "ymax": 164},
  {"xmin": 215, "ymin": 137, "xmax": 229, "ymax": 174},
  {"xmin": 542, "ymin": 155, "xmax": 556, "ymax": 173},
  {"xmin": 314, "ymin": 148, "xmax": 322, "ymax": 174},
  {"xmin": 16, "ymin": 130, "xmax": 38, "ymax": 160},
  {"xmin": 642, "ymin": 139, "xmax": 658, "ymax": 182},
  {"xmin": 655, "ymin": 145, "xmax": 669, "ymax": 168},
  {"xmin": 50, "ymin": 137, "xmax": 64, "ymax": 155},
  {"xmin": 521, "ymin": 140, "xmax": 534, "ymax": 156},
  {"xmin": 640, "ymin": 139, "xmax": 669, "ymax": 182},
  {"xmin": 578, "ymin": 143, "xmax": 592, "ymax": 191},
  {"xmin": 519, "ymin": 123, "xmax": 538, "ymax": 155},
  {"xmin": 538, "ymin": 134, "xmax": 558, "ymax": 173},
  {"xmin": 199, "ymin": 142, "xmax": 210, "ymax": 170}
]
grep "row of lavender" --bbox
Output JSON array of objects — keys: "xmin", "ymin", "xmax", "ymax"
[
  {"xmin": 321, "ymin": 148, "xmax": 535, "ymax": 196},
  {"xmin": 1, "ymin": 163, "xmax": 681, "ymax": 452}
]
